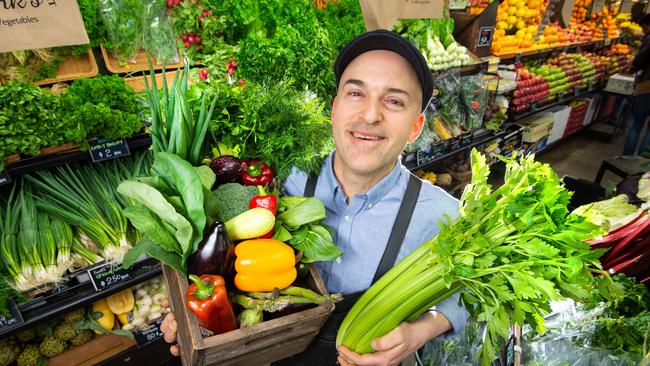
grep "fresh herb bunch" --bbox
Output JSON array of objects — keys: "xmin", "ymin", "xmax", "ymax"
[
  {"xmin": 337, "ymin": 150, "xmax": 617, "ymax": 365},
  {"xmin": 191, "ymin": 77, "xmax": 333, "ymax": 181},
  {"xmin": 143, "ymin": 0, "xmax": 179, "ymax": 65},
  {"xmin": 0, "ymin": 81, "xmax": 65, "ymax": 160},
  {"xmin": 60, "ymin": 76, "xmax": 142, "ymax": 146},
  {"xmin": 99, "ymin": 0, "xmax": 144, "ymax": 62},
  {"xmin": 0, "ymin": 49, "xmax": 64, "ymax": 83}
]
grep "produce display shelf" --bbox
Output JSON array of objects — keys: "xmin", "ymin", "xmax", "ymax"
[
  {"xmin": 404, "ymin": 129, "xmax": 506, "ymax": 172},
  {"xmin": 0, "ymin": 258, "xmax": 161, "ymax": 339},
  {"xmin": 508, "ymin": 84, "xmax": 604, "ymax": 122},
  {"xmin": 3, "ymin": 132, "xmax": 152, "ymax": 181},
  {"xmin": 495, "ymin": 37, "xmax": 622, "ymax": 63}
]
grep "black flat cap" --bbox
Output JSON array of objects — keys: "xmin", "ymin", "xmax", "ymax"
[{"xmin": 334, "ymin": 29, "xmax": 433, "ymax": 112}]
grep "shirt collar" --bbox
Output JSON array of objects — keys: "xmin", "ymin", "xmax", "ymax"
[{"xmin": 323, "ymin": 150, "xmax": 403, "ymax": 206}]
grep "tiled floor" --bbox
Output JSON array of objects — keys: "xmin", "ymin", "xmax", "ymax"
[{"xmin": 538, "ymin": 125, "xmax": 648, "ymax": 189}]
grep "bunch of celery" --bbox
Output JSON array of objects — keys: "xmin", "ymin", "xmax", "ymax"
[{"xmin": 337, "ymin": 150, "xmax": 618, "ymax": 365}]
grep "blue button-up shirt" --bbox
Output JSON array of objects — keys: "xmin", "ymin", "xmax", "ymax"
[{"xmin": 284, "ymin": 151, "xmax": 468, "ymax": 334}]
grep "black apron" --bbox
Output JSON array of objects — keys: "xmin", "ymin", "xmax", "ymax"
[{"xmin": 277, "ymin": 172, "xmax": 422, "ymax": 366}]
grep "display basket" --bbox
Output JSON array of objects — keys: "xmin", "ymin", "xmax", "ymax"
[
  {"xmin": 162, "ymin": 265, "xmax": 334, "ymax": 366},
  {"xmin": 100, "ymin": 45, "xmax": 183, "ymax": 74},
  {"xmin": 32, "ymin": 48, "xmax": 98, "ymax": 86}
]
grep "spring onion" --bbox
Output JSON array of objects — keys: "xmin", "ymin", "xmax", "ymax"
[{"xmin": 337, "ymin": 150, "xmax": 617, "ymax": 365}]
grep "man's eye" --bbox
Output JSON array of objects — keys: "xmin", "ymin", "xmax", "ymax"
[
  {"xmin": 349, "ymin": 91, "xmax": 362, "ymax": 97},
  {"xmin": 387, "ymin": 99, "xmax": 404, "ymax": 107}
]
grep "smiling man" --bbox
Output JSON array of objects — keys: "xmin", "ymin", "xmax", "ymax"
[
  {"xmin": 161, "ymin": 29, "xmax": 467, "ymax": 366},
  {"xmin": 279, "ymin": 29, "xmax": 467, "ymax": 366}
]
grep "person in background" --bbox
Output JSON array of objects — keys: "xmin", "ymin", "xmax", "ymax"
[
  {"xmin": 620, "ymin": 14, "xmax": 650, "ymax": 158},
  {"xmin": 161, "ymin": 29, "xmax": 468, "ymax": 366}
]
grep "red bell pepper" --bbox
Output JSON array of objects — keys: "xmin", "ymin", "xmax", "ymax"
[
  {"xmin": 249, "ymin": 186, "xmax": 277, "ymax": 239},
  {"xmin": 186, "ymin": 274, "xmax": 237, "ymax": 334},
  {"xmin": 241, "ymin": 160, "xmax": 275, "ymax": 186}
]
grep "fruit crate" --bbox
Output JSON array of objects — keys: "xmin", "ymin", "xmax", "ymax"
[{"xmin": 162, "ymin": 265, "xmax": 334, "ymax": 366}]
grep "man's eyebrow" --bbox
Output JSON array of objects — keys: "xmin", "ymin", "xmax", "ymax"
[
  {"xmin": 342, "ymin": 79, "xmax": 411, "ymax": 97},
  {"xmin": 343, "ymin": 79, "xmax": 364, "ymax": 87}
]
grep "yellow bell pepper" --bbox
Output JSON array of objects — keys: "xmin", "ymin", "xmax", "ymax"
[
  {"xmin": 234, "ymin": 239, "xmax": 297, "ymax": 292},
  {"xmin": 92, "ymin": 299, "xmax": 115, "ymax": 334},
  {"xmin": 106, "ymin": 289, "xmax": 135, "ymax": 315}
]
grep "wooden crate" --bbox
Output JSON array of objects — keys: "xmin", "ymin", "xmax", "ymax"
[
  {"xmin": 32, "ymin": 49, "xmax": 98, "ymax": 86},
  {"xmin": 101, "ymin": 45, "xmax": 182, "ymax": 74},
  {"xmin": 123, "ymin": 70, "xmax": 187, "ymax": 92},
  {"xmin": 163, "ymin": 265, "xmax": 334, "ymax": 366},
  {"xmin": 48, "ymin": 333, "xmax": 136, "ymax": 366}
]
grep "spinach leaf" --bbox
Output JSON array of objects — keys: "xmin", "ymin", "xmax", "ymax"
[
  {"xmin": 117, "ymin": 180, "xmax": 193, "ymax": 255},
  {"xmin": 123, "ymin": 238, "xmax": 184, "ymax": 274},
  {"xmin": 123, "ymin": 205, "xmax": 181, "ymax": 254},
  {"xmin": 292, "ymin": 224, "xmax": 342, "ymax": 263}
]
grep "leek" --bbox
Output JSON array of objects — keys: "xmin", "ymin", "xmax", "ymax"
[{"xmin": 337, "ymin": 150, "xmax": 614, "ymax": 365}]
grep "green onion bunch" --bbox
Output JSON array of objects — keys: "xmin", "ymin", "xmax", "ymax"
[
  {"xmin": 26, "ymin": 153, "xmax": 152, "ymax": 265},
  {"xmin": 337, "ymin": 150, "xmax": 619, "ymax": 365}
]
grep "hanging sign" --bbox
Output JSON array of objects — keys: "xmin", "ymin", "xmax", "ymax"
[
  {"xmin": 619, "ymin": 0, "xmax": 632, "ymax": 13},
  {"xmin": 359, "ymin": 0, "xmax": 444, "ymax": 30},
  {"xmin": 558, "ymin": 0, "xmax": 576, "ymax": 27},
  {"xmin": 0, "ymin": 0, "xmax": 89, "ymax": 52},
  {"xmin": 590, "ymin": 0, "xmax": 605, "ymax": 14}
]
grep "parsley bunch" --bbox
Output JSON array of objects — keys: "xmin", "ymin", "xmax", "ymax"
[{"xmin": 338, "ymin": 150, "xmax": 617, "ymax": 365}]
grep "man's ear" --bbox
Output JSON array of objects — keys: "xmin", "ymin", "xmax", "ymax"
[{"xmin": 407, "ymin": 114, "xmax": 425, "ymax": 144}]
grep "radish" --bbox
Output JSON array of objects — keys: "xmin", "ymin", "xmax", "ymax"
[{"xmin": 184, "ymin": 41, "xmax": 191, "ymax": 48}]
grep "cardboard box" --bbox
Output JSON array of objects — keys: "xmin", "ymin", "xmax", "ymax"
[
  {"xmin": 604, "ymin": 73, "xmax": 636, "ymax": 95},
  {"xmin": 163, "ymin": 265, "xmax": 334, "ymax": 366},
  {"xmin": 545, "ymin": 106, "xmax": 572, "ymax": 144},
  {"xmin": 518, "ymin": 112, "xmax": 555, "ymax": 143}
]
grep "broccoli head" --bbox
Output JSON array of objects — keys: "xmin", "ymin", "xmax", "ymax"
[{"xmin": 213, "ymin": 183, "xmax": 259, "ymax": 222}]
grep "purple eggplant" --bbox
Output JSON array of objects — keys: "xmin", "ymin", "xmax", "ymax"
[
  {"xmin": 188, "ymin": 221, "xmax": 234, "ymax": 282},
  {"xmin": 209, "ymin": 155, "xmax": 242, "ymax": 186}
]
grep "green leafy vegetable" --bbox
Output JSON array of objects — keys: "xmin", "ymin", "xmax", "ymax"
[{"xmin": 337, "ymin": 150, "xmax": 611, "ymax": 365}]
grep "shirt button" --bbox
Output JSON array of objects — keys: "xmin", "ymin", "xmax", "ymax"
[
  {"xmin": 344, "ymin": 215, "xmax": 350, "ymax": 222},
  {"xmin": 368, "ymin": 203, "xmax": 373, "ymax": 208}
]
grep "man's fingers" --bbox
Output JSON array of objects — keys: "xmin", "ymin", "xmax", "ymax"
[
  {"xmin": 371, "ymin": 324, "xmax": 406, "ymax": 351},
  {"xmin": 161, "ymin": 313, "xmax": 177, "ymax": 344},
  {"xmin": 170, "ymin": 345, "xmax": 181, "ymax": 356}
]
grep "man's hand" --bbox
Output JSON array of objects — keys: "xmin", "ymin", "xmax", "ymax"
[
  {"xmin": 160, "ymin": 299, "xmax": 181, "ymax": 357},
  {"xmin": 337, "ymin": 312, "xmax": 452, "ymax": 366}
]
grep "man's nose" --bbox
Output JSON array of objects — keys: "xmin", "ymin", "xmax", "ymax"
[{"xmin": 359, "ymin": 98, "xmax": 383, "ymax": 125}]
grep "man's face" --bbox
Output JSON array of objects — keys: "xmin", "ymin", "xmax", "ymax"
[{"xmin": 331, "ymin": 50, "xmax": 424, "ymax": 180}]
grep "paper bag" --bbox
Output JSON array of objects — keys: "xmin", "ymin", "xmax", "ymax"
[
  {"xmin": 0, "ymin": 0, "xmax": 89, "ymax": 53},
  {"xmin": 359, "ymin": 0, "xmax": 445, "ymax": 30}
]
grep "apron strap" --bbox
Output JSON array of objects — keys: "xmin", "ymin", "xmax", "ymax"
[
  {"xmin": 304, "ymin": 173, "xmax": 318, "ymax": 197},
  {"xmin": 372, "ymin": 173, "xmax": 421, "ymax": 283},
  {"xmin": 304, "ymin": 172, "xmax": 422, "ymax": 284}
]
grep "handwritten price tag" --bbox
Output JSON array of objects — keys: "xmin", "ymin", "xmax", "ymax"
[
  {"xmin": 134, "ymin": 318, "xmax": 164, "ymax": 346},
  {"xmin": 88, "ymin": 263, "xmax": 134, "ymax": 292},
  {"xmin": 88, "ymin": 137, "xmax": 130, "ymax": 163},
  {"xmin": 0, "ymin": 170, "xmax": 11, "ymax": 186}
]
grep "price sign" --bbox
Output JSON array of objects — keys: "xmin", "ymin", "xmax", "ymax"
[
  {"xmin": 619, "ymin": 0, "xmax": 633, "ymax": 13},
  {"xmin": 477, "ymin": 26, "xmax": 494, "ymax": 48},
  {"xmin": 88, "ymin": 263, "xmax": 134, "ymax": 291},
  {"xmin": 416, "ymin": 142, "xmax": 448, "ymax": 166},
  {"xmin": 88, "ymin": 137, "xmax": 130, "ymax": 163},
  {"xmin": 0, "ymin": 170, "xmax": 11, "ymax": 186},
  {"xmin": 591, "ymin": 0, "xmax": 605, "ymax": 14},
  {"xmin": 134, "ymin": 318, "xmax": 164, "ymax": 346},
  {"xmin": 558, "ymin": 0, "xmax": 575, "ymax": 27},
  {"xmin": 0, "ymin": 300, "xmax": 24, "ymax": 331}
]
